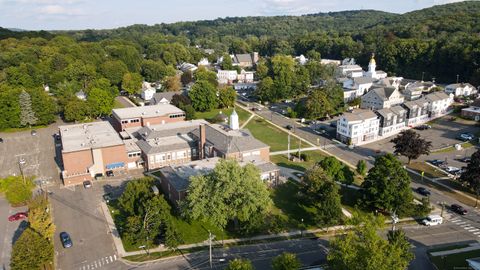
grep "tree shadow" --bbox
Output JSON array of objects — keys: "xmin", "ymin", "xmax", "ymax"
[{"xmin": 11, "ymin": 220, "xmax": 28, "ymax": 245}]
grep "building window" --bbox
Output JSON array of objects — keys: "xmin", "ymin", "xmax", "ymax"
[
  {"xmin": 130, "ymin": 119, "xmax": 140, "ymax": 123},
  {"xmin": 128, "ymin": 152, "xmax": 141, "ymax": 158},
  {"xmin": 121, "ymin": 120, "xmax": 128, "ymax": 124},
  {"xmin": 169, "ymin": 113, "xmax": 186, "ymax": 119}
]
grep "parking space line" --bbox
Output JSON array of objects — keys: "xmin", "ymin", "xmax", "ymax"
[
  {"xmin": 469, "ymin": 229, "xmax": 479, "ymax": 232},
  {"xmin": 464, "ymin": 226, "xmax": 474, "ymax": 230},
  {"xmin": 474, "ymin": 232, "xmax": 480, "ymax": 235}
]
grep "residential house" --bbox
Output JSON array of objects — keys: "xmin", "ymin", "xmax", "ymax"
[
  {"xmin": 232, "ymin": 52, "xmax": 259, "ymax": 68},
  {"xmin": 461, "ymin": 99, "xmax": 480, "ymax": 121},
  {"xmin": 336, "ymin": 109, "xmax": 380, "ymax": 146},
  {"xmin": 320, "ymin": 59, "xmax": 341, "ymax": 66},
  {"xmin": 178, "ymin": 62, "xmax": 198, "ymax": 73},
  {"xmin": 295, "ymin": 55, "xmax": 308, "ymax": 65},
  {"xmin": 237, "ymin": 69, "xmax": 254, "ymax": 83},
  {"xmin": 141, "ymin": 82, "xmax": 157, "ymax": 101},
  {"xmin": 217, "ymin": 70, "xmax": 239, "ymax": 84},
  {"xmin": 375, "ymin": 106, "xmax": 406, "ymax": 137},
  {"xmin": 197, "ymin": 58, "xmax": 210, "ymax": 67},
  {"xmin": 361, "ymin": 87, "xmax": 404, "ymax": 110},
  {"xmin": 151, "ymin": 91, "xmax": 183, "ymax": 105},
  {"xmin": 336, "ymin": 64, "xmax": 363, "ymax": 78},
  {"xmin": 342, "ymin": 77, "xmax": 375, "ymax": 102},
  {"xmin": 445, "ymin": 83, "xmax": 477, "ymax": 97},
  {"xmin": 402, "ymin": 99, "xmax": 430, "ymax": 127},
  {"xmin": 112, "ymin": 104, "xmax": 186, "ymax": 131},
  {"xmin": 424, "ymin": 92, "xmax": 453, "ymax": 118}
]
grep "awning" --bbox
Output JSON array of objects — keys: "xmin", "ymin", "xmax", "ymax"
[{"xmin": 106, "ymin": 162, "xmax": 125, "ymax": 169}]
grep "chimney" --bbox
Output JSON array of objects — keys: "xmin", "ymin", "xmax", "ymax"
[{"xmin": 199, "ymin": 125, "xmax": 206, "ymax": 160}]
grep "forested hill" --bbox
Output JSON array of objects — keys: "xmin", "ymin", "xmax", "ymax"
[{"xmin": 0, "ymin": 27, "xmax": 53, "ymax": 40}]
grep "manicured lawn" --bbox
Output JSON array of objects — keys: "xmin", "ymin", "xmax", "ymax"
[
  {"xmin": 429, "ymin": 250, "xmax": 480, "ymax": 270},
  {"xmin": 195, "ymin": 107, "xmax": 251, "ymax": 125},
  {"xmin": 270, "ymin": 151, "xmax": 326, "ymax": 172},
  {"xmin": 408, "ymin": 162, "xmax": 447, "ymax": 179},
  {"xmin": 0, "ymin": 124, "xmax": 48, "ymax": 133},
  {"xmin": 245, "ymin": 117, "xmax": 302, "ymax": 152}
]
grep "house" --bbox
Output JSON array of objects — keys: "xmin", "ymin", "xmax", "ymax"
[
  {"xmin": 232, "ymin": 52, "xmax": 259, "ymax": 68},
  {"xmin": 112, "ymin": 104, "xmax": 186, "ymax": 131},
  {"xmin": 336, "ymin": 109, "xmax": 380, "ymax": 146},
  {"xmin": 336, "ymin": 64, "xmax": 363, "ymax": 78},
  {"xmin": 75, "ymin": 90, "xmax": 87, "ymax": 101},
  {"xmin": 445, "ymin": 83, "xmax": 477, "ymax": 97},
  {"xmin": 217, "ymin": 70, "xmax": 238, "ymax": 84},
  {"xmin": 197, "ymin": 58, "xmax": 210, "ymax": 67},
  {"xmin": 234, "ymin": 82, "xmax": 257, "ymax": 91},
  {"xmin": 375, "ymin": 106, "xmax": 406, "ymax": 137},
  {"xmin": 424, "ymin": 92, "xmax": 453, "ymax": 118},
  {"xmin": 178, "ymin": 62, "xmax": 198, "ymax": 73},
  {"xmin": 363, "ymin": 54, "xmax": 387, "ymax": 80},
  {"xmin": 141, "ymin": 82, "xmax": 157, "ymax": 101},
  {"xmin": 402, "ymin": 99, "xmax": 430, "ymax": 127},
  {"xmin": 151, "ymin": 91, "xmax": 183, "ymax": 105},
  {"xmin": 461, "ymin": 99, "xmax": 480, "ymax": 121},
  {"xmin": 59, "ymin": 122, "xmax": 131, "ymax": 186},
  {"xmin": 375, "ymin": 77, "xmax": 403, "ymax": 91},
  {"xmin": 295, "ymin": 55, "xmax": 308, "ymax": 65},
  {"xmin": 237, "ymin": 69, "xmax": 254, "ymax": 83},
  {"xmin": 361, "ymin": 87, "xmax": 404, "ymax": 110},
  {"xmin": 320, "ymin": 59, "xmax": 341, "ymax": 66},
  {"xmin": 155, "ymin": 157, "xmax": 280, "ymax": 206},
  {"xmin": 342, "ymin": 77, "xmax": 375, "ymax": 102}
]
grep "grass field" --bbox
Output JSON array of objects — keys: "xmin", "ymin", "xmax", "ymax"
[
  {"xmin": 270, "ymin": 151, "xmax": 326, "ymax": 171},
  {"xmin": 408, "ymin": 162, "xmax": 447, "ymax": 179},
  {"xmin": 195, "ymin": 107, "xmax": 251, "ymax": 125},
  {"xmin": 429, "ymin": 249, "xmax": 480, "ymax": 270},
  {"xmin": 245, "ymin": 117, "xmax": 302, "ymax": 152}
]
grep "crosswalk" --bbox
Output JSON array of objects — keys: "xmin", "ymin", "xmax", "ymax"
[
  {"xmin": 78, "ymin": 254, "xmax": 117, "ymax": 270},
  {"xmin": 450, "ymin": 217, "xmax": 480, "ymax": 237}
]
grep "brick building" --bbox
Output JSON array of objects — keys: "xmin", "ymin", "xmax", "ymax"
[{"xmin": 112, "ymin": 104, "xmax": 186, "ymax": 131}]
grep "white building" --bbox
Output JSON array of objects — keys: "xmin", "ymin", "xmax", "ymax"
[
  {"xmin": 178, "ymin": 62, "xmax": 198, "ymax": 73},
  {"xmin": 217, "ymin": 70, "xmax": 238, "ymax": 84},
  {"xmin": 424, "ymin": 92, "xmax": 454, "ymax": 118},
  {"xmin": 237, "ymin": 69, "xmax": 254, "ymax": 83},
  {"xmin": 337, "ymin": 64, "xmax": 364, "ymax": 78},
  {"xmin": 342, "ymin": 77, "xmax": 375, "ymax": 102},
  {"xmin": 402, "ymin": 99, "xmax": 430, "ymax": 127},
  {"xmin": 141, "ymin": 82, "xmax": 157, "ymax": 101},
  {"xmin": 197, "ymin": 58, "xmax": 210, "ymax": 67},
  {"xmin": 363, "ymin": 54, "xmax": 387, "ymax": 80},
  {"xmin": 336, "ymin": 109, "xmax": 380, "ymax": 146},
  {"xmin": 320, "ymin": 59, "xmax": 341, "ymax": 66},
  {"xmin": 295, "ymin": 55, "xmax": 308, "ymax": 65},
  {"xmin": 361, "ymin": 87, "xmax": 404, "ymax": 110},
  {"xmin": 445, "ymin": 83, "xmax": 477, "ymax": 97}
]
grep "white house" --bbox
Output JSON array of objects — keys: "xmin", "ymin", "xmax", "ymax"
[
  {"xmin": 445, "ymin": 83, "xmax": 477, "ymax": 97},
  {"xmin": 295, "ymin": 55, "xmax": 308, "ymax": 65},
  {"xmin": 141, "ymin": 82, "xmax": 157, "ymax": 101},
  {"xmin": 217, "ymin": 70, "xmax": 239, "ymax": 84},
  {"xmin": 336, "ymin": 109, "xmax": 380, "ymax": 146},
  {"xmin": 237, "ymin": 69, "xmax": 254, "ymax": 83},
  {"xmin": 375, "ymin": 106, "xmax": 406, "ymax": 137},
  {"xmin": 342, "ymin": 77, "xmax": 375, "ymax": 102},
  {"xmin": 197, "ymin": 58, "xmax": 210, "ymax": 67},
  {"xmin": 360, "ymin": 87, "xmax": 404, "ymax": 110},
  {"xmin": 363, "ymin": 54, "xmax": 387, "ymax": 80},
  {"xmin": 336, "ymin": 64, "xmax": 364, "ymax": 78},
  {"xmin": 424, "ymin": 92, "xmax": 453, "ymax": 118},
  {"xmin": 178, "ymin": 62, "xmax": 198, "ymax": 73}
]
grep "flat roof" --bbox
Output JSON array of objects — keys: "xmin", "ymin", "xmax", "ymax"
[
  {"xmin": 59, "ymin": 121, "xmax": 124, "ymax": 153},
  {"xmin": 112, "ymin": 104, "xmax": 184, "ymax": 120}
]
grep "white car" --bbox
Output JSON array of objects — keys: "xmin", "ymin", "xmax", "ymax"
[
  {"xmin": 445, "ymin": 166, "xmax": 460, "ymax": 173},
  {"xmin": 421, "ymin": 215, "xmax": 443, "ymax": 226}
]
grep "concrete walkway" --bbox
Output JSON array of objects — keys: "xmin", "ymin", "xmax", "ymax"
[
  {"xmin": 100, "ymin": 201, "xmax": 127, "ymax": 257},
  {"xmin": 430, "ymin": 244, "xmax": 480, "ymax": 257},
  {"xmin": 240, "ymin": 113, "xmax": 255, "ymax": 129}
]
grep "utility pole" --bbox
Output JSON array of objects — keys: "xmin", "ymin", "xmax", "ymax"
[
  {"xmin": 421, "ymin": 71, "xmax": 425, "ymax": 82},
  {"xmin": 208, "ymin": 230, "xmax": 213, "ymax": 269},
  {"xmin": 456, "ymin": 74, "xmax": 459, "ymax": 84},
  {"xmin": 287, "ymin": 132, "xmax": 291, "ymax": 160},
  {"xmin": 298, "ymin": 138, "xmax": 301, "ymax": 160}
]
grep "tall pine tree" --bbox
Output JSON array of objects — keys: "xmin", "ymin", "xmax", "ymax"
[{"xmin": 19, "ymin": 90, "xmax": 37, "ymax": 127}]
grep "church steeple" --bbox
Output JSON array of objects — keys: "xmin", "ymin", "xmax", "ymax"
[
  {"xmin": 229, "ymin": 109, "xmax": 239, "ymax": 130},
  {"xmin": 368, "ymin": 53, "xmax": 376, "ymax": 73}
]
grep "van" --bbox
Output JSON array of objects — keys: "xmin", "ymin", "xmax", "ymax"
[{"xmin": 421, "ymin": 215, "xmax": 443, "ymax": 226}]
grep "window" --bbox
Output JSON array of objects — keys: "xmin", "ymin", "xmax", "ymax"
[
  {"xmin": 121, "ymin": 120, "xmax": 128, "ymax": 124},
  {"xmin": 128, "ymin": 152, "xmax": 141, "ymax": 158},
  {"xmin": 130, "ymin": 119, "xmax": 140, "ymax": 123},
  {"xmin": 169, "ymin": 113, "xmax": 186, "ymax": 119}
]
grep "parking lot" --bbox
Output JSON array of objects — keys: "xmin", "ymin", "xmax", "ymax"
[{"xmin": 0, "ymin": 197, "xmax": 28, "ymax": 270}]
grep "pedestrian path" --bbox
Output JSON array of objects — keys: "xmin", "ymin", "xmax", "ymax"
[
  {"xmin": 77, "ymin": 254, "xmax": 117, "ymax": 270},
  {"xmin": 450, "ymin": 217, "xmax": 480, "ymax": 238}
]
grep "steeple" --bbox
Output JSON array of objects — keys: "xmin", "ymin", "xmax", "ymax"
[
  {"xmin": 229, "ymin": 109, "xmax": 239, "ymax": 130},
  {"xmin": 368, "ymin": 53, "xmax": 376, "ymax": 73}
]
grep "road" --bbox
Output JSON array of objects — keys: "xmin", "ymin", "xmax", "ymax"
[{"xmin": 0, "ymin": 197, "xmax": 28, "ymax": 270}]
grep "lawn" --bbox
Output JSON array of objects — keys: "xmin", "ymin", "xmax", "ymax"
[
  {"xmin": 429, "ymin": 249, "xmax": 480, "ymax": 270},
  {"xmin": 245, "ymin": 117, "xmax": 302, "ymax": 152},
  {"xmin": 113, "ymin": 99, "xmax": 126, "ymax": 109},
  {"xmin": 270, "ymin": 151, "xmax": 326, "ymax": 172},
  {"xmin": 195, "ymin": 107, "xmax": 251, "ymax": 125},
  {"xmin": 408, "ymin": 162, "xmax": 447, "ymax": 179}
]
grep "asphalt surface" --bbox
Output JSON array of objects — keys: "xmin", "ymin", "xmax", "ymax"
[{"xmin": 0, "ymin": 197, "xmax": 28, "ymax": 270}]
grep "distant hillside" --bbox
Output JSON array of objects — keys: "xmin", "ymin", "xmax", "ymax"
[{"xmin": 0, "ymin": 26, "xmax": 54, "ymax": 40}]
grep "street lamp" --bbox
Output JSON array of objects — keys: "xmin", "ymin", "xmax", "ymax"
[
  {"xmin": 301, "ymin": 218, "xmax": 304, "ymax": 237},
  {"xmin": 18, "ymin": 158, "xmax": 26, "ymax": 184},
  {"xmin": 440, "ymin": 201, "xmax": 446, "ymax": 217}
]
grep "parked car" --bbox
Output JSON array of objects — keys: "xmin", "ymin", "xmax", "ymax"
[
  {"xmin": 8, "ymin": 212, "xmax": 28, "ymax": 222},
  {"xmin": 415, "ymin": 124, "xmax": 432, "ymax": 130},
  {"xmin": 450, "ymin": 204, "xmax": 468, "ymax": 215},
  {"xmin": 106, "ymin": 170, "xmax": 114, "ymax": 177},
  {"xmin": 0, "ymin": 138, "xmax": 3, "ymax": 143},
  {"xmin": 30, "ymin": 130, "xmax": 37, "ymax": 136},
  {"xmin": 416, "ymin": 187, "xmax": 431, "ymax": 196},
  {"xmin": 60, "ymin": 232, "xmax": 73, "ymax": 248},
  {"xmin": 445, "ymin": 166, "xmax": 461, "ymax": 173},
  {"xmin": 286, "ymin": 125, "xmax": 293, "ymax": 130},
  {"xmin": 457, "ymin": 133, "xmax": 474, "ymax": 141},
  {"xmin": 458, "ymin": 157, "xmax": 471, "ymax": 163},
  {"xmin": 94, "ymin": 173, "xmax": 103, "ymax": 180},
  {"xmin": 83, "ymin": 181, "xmax": 92, "ymax": 189},
  {"xmin": 429, "ymin": 160, "xmax": 445, "ymax": 166},
  {"xmin": 421, "ymin": 215, "xmax": 443, "ymax": 226}
]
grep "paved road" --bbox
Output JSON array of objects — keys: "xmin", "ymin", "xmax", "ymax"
[{"xmin": 0, "ymin": 197, "xmax": 28, "ymax": 270}]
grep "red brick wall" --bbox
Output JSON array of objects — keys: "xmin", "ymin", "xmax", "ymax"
[
  {"xmin": 62, "ymin": 149, "xmax": 93, "ymax": 175},
  {"xmin": 142, "ymin": 115, "xmax": 185, "ymax": 126},
  {"xmin": 63, "ymin": 174, "xmax": 92, "ymax": 186},
  {"xmin": 101, "ymin": 145, "xmax": 129, "ymax": 170}
]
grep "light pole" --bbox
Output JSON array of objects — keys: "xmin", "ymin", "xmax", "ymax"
[
  {"xmin": 440, "ymin": 201, "xmax": 446, "ymax": 217},
  {"xmin": 18, "ymin": 158, "xmax": 26, "ymax": 184}
]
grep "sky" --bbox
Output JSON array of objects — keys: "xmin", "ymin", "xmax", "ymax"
[{"xmin": 0, "ymin": 0, "xmax": 467, "ymax": 30}]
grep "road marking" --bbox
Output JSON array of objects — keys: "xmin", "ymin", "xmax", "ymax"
[
  {"xmin": 469, "ymin": 229, "xmax": 479, "ymax": 232},
  {"xmin": 456, "ymin": 221, "xmax": 467, "ymax": 225},
  {"xmin": 451, "ymin": 219, "xmax": 461, "ymax": 223},
  {"xmin": 464, "ymin": 226, "xmax": 474, "ymax": 230},
  {"xmin": 460, "ymin": 224, "xmax": 470, "ymax": 227},
  {"xmin": 109, "ymin": 256, "xmax": 113, "ymax": 262}
]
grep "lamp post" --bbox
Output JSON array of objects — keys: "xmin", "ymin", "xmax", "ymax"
[
  {"xmin": 440, "ymin": 201, "xmax": 446, "ymax": 217},
  {"xmin": 18, "ymin": 158, "xmax": 26, "ymax": 184},
  {"xmin": 301, "ymin": 218, "xmax": 304, "ymax": 237}
]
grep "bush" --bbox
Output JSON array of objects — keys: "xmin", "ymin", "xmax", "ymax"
[
  {"xmin": 0, "ymin": 176, "xmax": 35, "ymax": 206},
  {"xmin": 300, "ymin": 153, "xmax": 309, "ymax": 162},
  {"xmin": 356, "ymin": 160, "xmax": 367, "ymax": 176}
]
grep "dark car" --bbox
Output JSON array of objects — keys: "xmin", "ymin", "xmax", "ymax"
[
  {"xmin": 429, "ymin": 160, "xmax": 445, "ymax": 166},
  {"xmin": 106, "ymin": 170, "xmax": 114, "ymax": 177},
  {"xmin": 416, "ymin": 187, "xmax": 431, "ymax": 196},
  {"xmin": 60, "ymin": 232, "xmax": 73, "ymax": 248},
  {"xmin": 83, "ymin": 181, "xmax": 92, "ymax": 189},
  {"xmin": 8, "ymin": 212, "xmax": 28, "ymax": 222},
  {"xmin": 0, "ymin": 138, "xmax": 3, "ymax": 143},
  {"xmin": 458, "ymin": 157, "xmax": 471, "ymax": 163},
  {"xmin": 415, "ymin": 124, "xmax": 431, "ymax": 130},
  {"xmin": 451, "ymin": 204, "xmax": 467, "ymax": 215},
  {"xmin": 286, "ymin": 125, "xmax": 293, "ymax": 130}
]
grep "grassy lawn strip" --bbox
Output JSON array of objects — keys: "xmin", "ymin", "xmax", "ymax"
[
  {"xmin": 429, "ymin": 250, "xmax": 480, "ymax": 270},
  {"xmin": 436, "ymin": 178, "xmax": 478, "ymax": 199},
  {"xmin": 113, "ymin": 99, "xmax": 126, "ymax": 108},
  {"xmin": 195, "ymin": 107, "xmax": 251, "ymax": 125},
  {"xmin": 270, "ymin": 151, "xmax": 326, "ymax": 171},
  {"xmin": 408, "ymin": 162, "xmax": 447, "ymax": 178},
  {"xmin": 0, "ymin": 124, "xmax": 48, "ymax": 133},
  {"xmin": 245, "ymin": 117, "xmax": 301, "ymax": 152}
]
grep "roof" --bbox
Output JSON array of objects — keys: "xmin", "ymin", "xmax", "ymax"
[
  {"xmin": 59, "ymin": 121, "xmax": 124, "ymax": 153},
  {"xmin": 425, "ymin": 91, "xmax": 450, "ymax": 102},
  {"xmin": 353, "ymin": 77, "xmax": 375, "ymax": 85},
  {"xmin": 112, "ymin": 104, "xmax": 184, "ymax": 120},
  {"xmin": 369, "ymin": 87, "xmax": 397, "ymax": 100},
  {"xmin": 389, "ymin": 105, "xmax": 406, "ymax": 115},
  {"xmin": 234, "ymin": 54, "xmax": 253, "ymax": 63},
  {"xmin": 341, "ymin": 109, "xmax": 378, "ymax": 122},
  {"xmin": 136, "ymin": 120, "xmax": 208, "ymax": 141},
  {"xmin": 151, "ymin": 91, "xmax": 183, "ymax": 105},
  {"xmin": 375, "ymin": 106, "xmax": 405, "ymax": 119},
  {"xmin": 136, "ymin": 134, "xmax": 196, "ymax": 155},
  {"xmin": 471, "ymin": 99, "xmax": 480, "ymax": 108},
  {"xmin": 447, "ymin": 83, "xmax": 475, "ymax": 89}
]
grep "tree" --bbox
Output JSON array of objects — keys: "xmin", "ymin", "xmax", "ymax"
[
  {"xmin": 255, "ymin": 59, "xmax": 269, "ymax": 80},
  {"xmin": 272, "ymin": 252, "xmax": 301, "ymax": 270},
  {"xmin": 64, "ymin": 99, "xmax": 91, "ymax": 122},
  {"xmin": 221, "ymin": 53, "xmax": 233, "ymax": 70},
  {"xmin": 0, "ymin": 176, "xmax": 35, "ymax": 206},
  {"xmin": 122, "ymin": 72, "xmax": 143, "ymax": 95},
  {"xmin": 194, "ymin": 66, "xmax": 218, "ymax": 87},
  {"xmin": 87, "ymin": 88, "xmax": 114, "ymax": 117},
  {"xmin": 184, "ymin": 159, "xmax": 272, "ymax": 229},
  {"xmin": 356, "ymin": 160, "xmax": 368, "ymax": 176},
  {"xmin": 218, "ymin": 85, "xmax": 236, "ymax": 108},
  {"xmin": 29, "ymin": 88, "xmax": 57, "ymax": 125},
  {"xmin": 100, "ymin": 60, "xmax": 128, "ymax": 85},
  {"xmin": 460, "ymin": 149, "xmax": 480, "ymax": 207},
  {"xmin": 180, "ymin": 70, "xmax": 194, "ymax": 85},
  {"xmin": 361, "ymin": 154, "xmax": 414, "ymax": 215},
  {"xmin": 164, "ymin": 76, "xmax": 181, "ymax": 92},
  {"xmin": 10, "ymin": 228, "xmax": 54, "ymax": 270},
  {"xmin": 141, "ymin": 59, "xmax": 175, "ymax": 82},
  {"xmin": 225, "ymin": 259, "xmax": 254, "ymax": 270},
  {"xmin": 305, "ymin": 89, "xmax": 332, "ymax": 119},
  {"xmin": 255, "ymin": 77, "xmax": 275, "ymax": 102},
  {"xmin": 271, "ymin": 55, "xmax": 295, "ymax": 100},
  {"xmin": 301, "ymin": 167, "xmax": 343, "ymax": 226},
  {"xmin": 182, "ymin": 104, "xmax": 196, "ymax": 120},
  {"xmin": 327, "ymin": 214, "xmax": 414, "ymax": 270},
  {"xmin": 28, "ymin": 195, "xmax": 55, "ymax": 240},
  {"xmin": 390, "ymin": 130, "xmax": 432, "ymax": 164},
  {"xmin": 188, "ymin": 80, "xmax": 218, "ymax": 112},
  {"xmin": 19, "ymin": 90, "xmax": 38, "ymax": 127},
  {"xmin": 118, "ymin": 178, "xmax": 155, "ymax": 216}
]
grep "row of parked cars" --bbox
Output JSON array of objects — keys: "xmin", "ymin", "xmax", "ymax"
[{"xmin": 428, "ymin": 159, "xmax": 465, "ymax": 177}]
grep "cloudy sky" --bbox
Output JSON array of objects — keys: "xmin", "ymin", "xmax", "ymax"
[{"xmin": 0, "ymin": 0, "xmax": 466, "ymax": 30}]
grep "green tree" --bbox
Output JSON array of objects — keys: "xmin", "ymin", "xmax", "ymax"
[
  {"xmin": 188, "ymin": 80, "xmax": 218, "ymax": 112},
  {"xmin": 460, "ymin": 149, "xmax": 480, "ymax": 207},
  {"xmin": 305, "ymin": 89, "xmax": 332, "ymax": 119},
  {"xmin": 10, "ymin": 228, "xmax": 54, "ymax": 270},
  {"xmin": 28, "ymin": 195, "xmax": 55, "ymax": 240},
  {"xmin": 180, "ymin": 70, "xmax": 194, "ymax": 85},
  {"xmin": 255, "ymin": 77, "xmax": 275, "ymax": 102},
  {"xmin": 221, "ymin": 53, "xmax": 234, "ymax": 70},
  {"xmin": 255, "ymin": 59, "xmax": 269, "ymax": 80},
  {"xmin": 19, "ymin": 90, "xmax": 38, "ymax": 127},
  {"xmin": 356, "ymin": 160, "xmax": 368, "ymax": 176},
  {"xmin": 272, "ymin": 252, "xmax": 301, "ymax": 270},
  {"xmin": 29, "ymin": 88, "xmax": 57, "ymax": 125},
  {"xmin": 301, "ymin": 167, "xmax": 343, "ymax": 226},
  {"xmin": 87, "ymin": 88, "xmax": 114, "ymax": 117},
  {"xmin": 184, "ymin": 159, "xmax": 272, "ymax": 229},
  {"xmin": 218, "ymin": 85, "xmax": 236, "ymax": 108},
  {"xmin": 141, "ymin": 59, "xmax": 175, "ymax": 82},
  {"xmin": 122, "ymin": 72, "xmax": 143, "ymax": 95},
  {"xmin": 390, "ymin": 130, "xmax": 432, "ymax": 164},
  {"xmin": 164, "ymin": 75, "xmax": 181, "ymax": 92},
  {"xmin": 100, "ymin": 60, "xmax": 128, "ymax": 85},
  {"xmin": 225, "ymin": 259, "xmax": 254, "ymax": 270},
  {"xmin": 64, "ymin": 99, "xmax": 91, "ymax": 122},
  {"xmin": 194, "ymin": 66, "xmax": 218, "ymax": 87},
  {"xmin": 361, "ymin": 154, "xmax": 414, "ymax": 215},
  {"xmin": 328, "ymin": 214, "xmax": 414, "ymax": 270},
  {"xmin": 118, "ymin": 178, "xmax": 155, "ymax": 216},
  {"xmin": 0, "ymin": 176, "xmax": 35, "ymax": 206},
  {"xmin": 271, "ymin": 55, "xmax": 295, "ymax": 100}
]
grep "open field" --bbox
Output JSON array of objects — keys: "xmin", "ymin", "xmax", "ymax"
[{"xmin": 245, "ymin": 117, "xmax": 301, "ymax": 152}]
